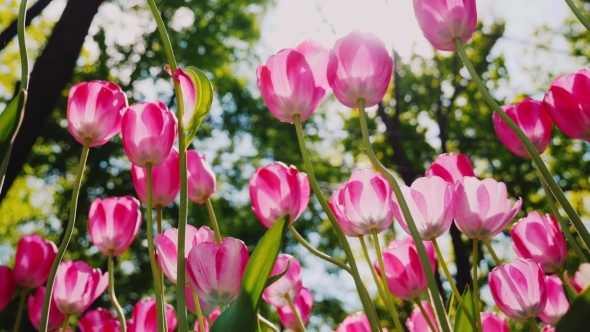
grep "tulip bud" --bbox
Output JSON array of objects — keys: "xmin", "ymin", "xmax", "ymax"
[
  {"xmin": 568, "ymin": 263, "xmax": 590, "ymax": 293},
  {"xmin": 262, "ymin": 254, "xmax": 303, "ymax": 307},
  {"xmin": 78, "ymin": 308, "xmax": 120, "ymax": 332},
  {"xmin": 128, "ymin": 298, "xmax": 177, "ymax": 332},
  {"xmin": 538, "ymin": 275, "xmax": 569, "ymax": 326},
  {"xmin": 0, "ymin": 266, "xmax": 15, "ymax": 313},
  {"xmin": 277, "ymin": 287, "xmax": 313, "ymax": 330},
  {"xmin": 131, "ymin": 149, "xmax": 180, "ymax": 208},
  {"xmin": 480, "ymin": 312, "xmax": 508, "ymax": 332},
  {"xmin": 187, "ymin": 150, "xmax": 216, "ymax": 204},
  {"xmin": 406, "ymin": 301, "xmax": 438, "ymax": 332},
  {"xmin": 336, "ymin": 312, "xmax": 382, "ymax": 332},
  {"xmin": 28, "ymin": 286, "xmax": 65, "ymax": 331},
  {"xmin": 542, "ymin": 326, "xmax": 556, "ymax": 332},
  {"xmin": 53, "ymin": 260, "xmax": 109, "ymax": 316},
  {"xmin": 194, "ymin": 308, "xmax": 221, "ymax": 332},
  {"xmin": 14, "ymin": 234, "xmax": 57, "ymax": 289},
  {"xmin": 426, "ymin": 153, "xmax": 475, "ymax": 184}
]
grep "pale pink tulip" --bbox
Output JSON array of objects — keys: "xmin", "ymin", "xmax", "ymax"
[
  {"xmin": 14, "ymin": 234, "xmax": 57, "ymax": 289},
  {"xmin": 262, "ymin": 254, "xmax": 303, "ymax": 307},
  {"xmin": 121, "ymin": 101, "xmax": 178, "ymax": 167},
  {"xmin": 510, "ymin": 212, "xmax": 567, "ymax": 274},
  {"xmin": 186, "ymin": 237, "xmax": 249, "ymax": 305},
  {"xmin": 539, "ymin": 275, "xmax": 569, "ymax": 326},
  {"xmin": 489, "ymin": 258, "xmax": 547, "ymax": 322},
  {"xmin": 277, "ymin": 287, "xmax": 313, "ymax": 330},
  {"xmin": 406, "ymin": 302, "xmax": 438, "ymax": 332},
  {"xmin": 187, "ymin": 150, "xmax": 216, "ymax": 204},
  {"xmin": 257, "ymin": 39, "xmax": 336, "ymax": 123},
  {"xmin": 413, "ymin": 0, "xmax": 477, "ymax": 51},
  {"xmin": 53, "ymin": 260, "xmax": 109, "ymax": 316},
  {"xmin": 454, "ymin": 177, "xmax": 522, "ymax": 240},
  {"xmin": 568, "ymin": 263, "xmax": 590, "ymax": 293},
  {"xmin": 0, "ymin": 266, "xmax": 15, "ymax": 313},
  {"xmin": 481, "ymin": 312, "xmax": 508, "ymax": 332},
  {"xmin": 249, "ymin": 162, "xmax": 310, "ymax": 228},
  {"xmin": 541, "ymin": 326, "xmax": 556, "ymax": 332},
  {"xmin": 330, "ymin": 168, "xmax": 394, "ymax": 236},
  {"xmin": 131, "ymin": 149, "xmax": 180, "ymax": 207},
  {"xmin": 174, "ymin": 68, "xmax": 198, "ymax": 128},
  {"xmin": 329, "ymin": 29, "xmax": 393, "ymax": 108},
  {"xmin": 336, "ymin": 312, "xmax": 387, "ymax": 332},
  {"xmin": 67, "ymin": 81, "xmax": 127, "ymax": 147},
  {"xmin": 78, "ymin": 308, "xmax": 120, "ymax": 332},
  {"xmin": 128, "ymin": 298, "xmax": 177, "ymax": 332},
  {"xmin": 185, "ymin": 286, "xmax": 216, "ymax": 317},
  {"xmin": 28, "ymin": 286, "xmax": 65, "ymax": 331},
  {"xmin": 425, "ymin": 153, "xmax": 475, "ymax": 184}
]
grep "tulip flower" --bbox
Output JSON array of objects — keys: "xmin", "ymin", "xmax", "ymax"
[
  {"xmin": 187, "ymin": 150, "xmax": 216, "ymax": 204},
  {"xmin": 53, "ymin": 260, "xmax": 109, "ymax": 316},
  {"xmin": 489, "ymin": 258, "xmax": 547, "ymax": 322},
  {"xmin": 539, "ymin": 275, "xmax": 569, "ymax": 326},
  {"xmin": 257, "ymin": 39, "xmax": 336, "ymax": 123},
  {"xmin": 330, "ymin": 168, "xmax": 394, "ymax": 236},
  {"xmin": 173, "ymin": 68, "xmax": 197, "ymax": 129},
  {"xmin": 493, "ymin": 98, "xmax": 553, "ymax": 158},
  {"xmin": 425, "ymin": 153, "xmax": 475, "ymax": 184},
  {"xmin": 480, "ymin": 312, "xmax": 508, "ymax": 332},
  {"xmin": 454, "ymin": 177, "xmax": 522, "ymax": 240},
  {"xmin": 544, "ymin": 69, "xmax": 590, "ymax": 140},
  {"xmin": 128, "ymin": 298, "xmax": 177, "ymax": 332},
  {"xmin": 336, "ymin": 312, "xmax": 386, "ymax": 332},
  {"xmin": 88, "ymin": 196, "xmax": 142, "ymax": 256},
  {"xmin": 121, "ymin": 101, "xmax": 178, "ymax": 167},
  {"xmin": 262, "ymin": 254, "xmax": 303, "ymax": 307},
  {"xmin": 79, "ymin": 308, "xmax": 120, "ymax": 332},
  {"xmin": 154, "ymin": 225, "xmax": 215, "ymax": 284},
  {"xmin": 249, "ymin": 162, "xmax": 310, "ymax": 228},
  {"xmin": 28, "ymin": 286, "xmax": 65, "ymax": 331},
  {"xmin": 393, "ymin": 176, "xmax": 454, "ymax": 240},
  {"xmin": 413, "ymin": 0, "xmax": 477, "ymax": 51},
  {"xmin": 406, "ymin": 302, "xmax": 438, "ymax": 332},
  {"xmin": 186, "ymin": 237, "xmax": 249, "ymax": 305},
  {"xmin": 131, "ymin": 149, "xmax": 180, "ymax": 207},
  {"xmin": 185, "ymin": 286, "xmax": 216, "ymax": 317},
  {"xmin": 541, "ymin": 326, "xmax": 556, "ymax": 332},
  {"xmin": 67, "ymin": 81, "xmax": 128, "ymax": 147},
  {"xmin": 510, "ymin": 212, "xmax": 567, "ymax": 273},
  {"xmin": 14, "ymin": 234, "xmax": 58, "ymax": 289},
  {"xmin": 277, "ymin": 287, "xmax": 313, "ymax": 330},
  {"xmin": 568, "ymin": 263, "xmax": 590, "ymax": 293},
  {"xmin": 0, "ymin": 266, "xmax": 15, "ymax": 313},
  {"xmin": 195, "ymin": 308, "xmax": 221, "ymax": 332}
]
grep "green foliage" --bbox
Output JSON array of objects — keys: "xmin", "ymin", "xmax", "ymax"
[
  {"xmin": 453, "ymin": 286, "xmax": 474, "ymax": 332},
  {"xmin": 0, "ymin": 89, "xmax": 26, "ymax": 193},
  {"xmin": 557, "ymin": 286, "xmax": 590, "ymax": 332},
  {"xmin": 182, "ymin": 66, "xmax": 214, "ymax": 146}
]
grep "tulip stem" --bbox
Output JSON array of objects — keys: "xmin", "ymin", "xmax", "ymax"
[
  {"xmin": 205, "ymin": 198, "xmax": 222, "ymax": 246},
  {"xmin": 293, "ymin": 114, "xmax": 381, "ymax": 332},
  {"xmin": 288, "ymin": 225, "xmax": 352, "ymax": 274},
  {"xmin": 191, "ymin": 287, "xmax": 206, "ymax": 332},
  {"xmin": 528, "ymin": 318, "xmax": 540, "ymax": 332},
  {"xmin": 359, "ymin": 236, "xmax": 388, "ymax": 304},
  {"xmin": 565, "ymin": 0, "xmax": 590, "ymax": 32},
  {"xmin": 40, "ymin": 138, "xmax": 90, "ymax": 332},
  {"xmin": 472, "ymin": 239, "xmax": 482, "ymax": 332},
  {"xmin": 61, "ymin": 315, "xmax": 69, "ymax": 332},
  {"xmin": 258, "ymin": 314, "xmax": 280, "ymax": 332},
  {"xmin": 108, "ymin": 252, "xmax": 127, "ymax": 332},
  {"xmin": 482, "ymin": 240, "xmax": 502, "ymax": 266},
  {"xmin": 285, "ymin": 293, "xmax": 307, "ymax": 332},
  {"xmin": 357, "ymin": 99, "xmax": 450, "ymax": 332},
  {"xmin": 415, "ymin": 299, "xmax": 438, "ymax": 332},
  {"xmin": 156, "ymin": 206, "xmax": 163, "ymax": 234},
  {"xmin": 431, "ymin": 238, "xmax": 477, "ymax": 330},
  {"xmin": 12, "ymin": 288, "xmax": 27, "ymax": 332},
  {"xmin": 17, "ymin": 0, "xmax": 28, "ymax": 89},
  {"xmin": 453, "ymin": 38, "xmax": 590, "ymax": 258}
]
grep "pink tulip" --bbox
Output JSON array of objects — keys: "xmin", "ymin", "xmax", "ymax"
[
  {"xmin": 187, "ymin": 150, "xmax": 216, "ymax": 204},
  {"xmin": 493, "ymin": 98, "xmax": 553, "ymax": 158},
  {"xmin": 541, "ymin": 326, "xmax": 556, "ymax": 332},
  {"xmin": 489, "ymin": 258, "xmax": 547, "ymax": 322},
  {"xmin": 53, "ymin": 260, "xmax": 109, "ymax": 316},
  {"xmin": 568, "ymin": 263, "xmax": 590, "ymax": 293},
  {"xmin": 425, "ymin": 153, "xmax": 475, "ymax": 184},
  {"xmin": 186, "ymin": 237, "xmax": 249, "ymax": 305},
  {"xmin": 0, "ymin": 266, "xmax": 15, "ymax": 313},
  {"xmin": 128, "ymin": 298, "xmax": 177, "ymax": 332},
  {"xmin": 543, "ymin": 69, "xmax": 590, "ymax": 140},
  {"xmin": 330, "ymin": 168, "xmax": 394, "ymax": 236},
  {"xmin": 121, "ymin": 101, "xmax": 178, "ymax": 167},
  {"xmin": 262, "ymin": 254, "xmax": 303, "ymax": 307},
  {"xmin": 154, "ymin": 225, "xmax": 215, "ymax": 284},
  {"xmin": 510, "ymin": 212, "xmax": 567, "ymax": 274},
  {"xmin": 454, "ymin": 177, "xmax": 522, "ymax": 240},
  {"xmin": 194, "ymin": 308, "xmax": 221, "ymax": 332},
  {"xmin": 249, "ymin": 162, "xmax": 310, "ymax": 228},
  {"xmin": 277, "ymin": 287, "xmax": 313, "ymax": 330},
  {"xmin": 413, "ymin": 0, "xmax": 477, "ymax": 51},
  {"xmin": 336, "ymin": 312, "xmax": 386, "ymax": 332},
  {"xmin": 257, "ymin": 39, "xmax": 336, "ymax": 123},
  {"xmin": 185, "ymin": 286, "xmax": 216, "ymax": 317},
  {"xmin": 28, "ymin": 286, "xmax": 65, "ymax": 331},
  {"xmin": 174, "ymin": 68, "xmax": 198, "ymax": 129},
  {"xmin": 539, "ymin": 275, "xmax": 569, "ymax": 326},
  {"xmin": 406, "ymin": 301, "xmax": 438, "ymax": 332},
  {"xmin": 480, "ymin": 312, "xmax": 508, "ymax": 332},
  {"xmin": 131, "ymin": 149, "xmax": 180, "ymax": 208},
  {"xmin": 67, "ymin": 81, "xmax": 128, "ymax": 147},
  {"xmin": 329, "ymin": 29, "xmax": 393, "ymax": 108},
  {"xmin": 393, "ymin": 176, "xmax": 454, "ymax": 240},
  {"xmin": 14, "ymin": 234, "xmax": 58, "ymax": 289},
  {"xmin": 79, "ymin": 308, "xmax": 120, "ymax": 332},
  {"xmin": 88, "ymin": 196, "xmax": 142, "ymax": 256}
]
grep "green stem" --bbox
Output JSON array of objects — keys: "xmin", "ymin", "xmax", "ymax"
[
  {"xmin": 61, "ymin": 315, "xmax": 69, "ymax": 332},
  {"xmin": 453, "ymin": 38, "xmax": 590, "ymax": 257},
  {"xmin": 39, "ymin": 138, "xmax": 90, "ymax": 332},
  {"xmin": 190, "ymin": 287, "xmax": 206, "ymax": 332},
  {"xmin": 415, "ymin": 299, "xmax": 438, "ymax": 332},
  {"xmin": 108, "ymin": 252, "xmax": 127, "ymax": 332},
  {"xmin": 205, "ymin": 198, "xmax": 222, "ymax": 245},
  {"xmin": 359, "ymin": 236, "xmax": 388, "ymax": 303},
  {"xmin": 156, "ymin": 206, "xmax": 163, "ymax": 234},
  {"xmin": 357, "ymin": 99, "xmax": 450, "ymax": 332},
  {"xmin": 285, "ymin": 293, "xmax": 306, "ymax": 332},
  {"xmin": 156, "ymin": 205, "xmax": 166, "ymax": 322},
  {"xmin": 12, "ymin": 288, "xmax": 27, "ymax": 332},
  {"xmin": 565, "ymin": 0, "xmax": 590, "ymax": 32},
  {"xmin": 288, "ymin": 225, "xmax": 351, "ymax": 274},
  {"xmin": 528, "ymin": 318, "xmax": 540, "ymax": 332},
  {"xmin": 18, "ymin": 0, "xmax": 28, "ymax": 89},
  {"xmin": 257, "ymin": 314, "xmax": 280, "ymax": 332},
  {"xmin": 431, "ymin": 238, "xmax": 476, "ymax": 330},
  {"xmin": 482, "ymin": 240, "xmax": 502, "ymax": 266},
  {"xmin": 472, "ymin": 239, "xmax": 482, "ymax": 332},
  {"xmin": 292, "ymin": 115, "xmax": 380, "ymax": 332}
]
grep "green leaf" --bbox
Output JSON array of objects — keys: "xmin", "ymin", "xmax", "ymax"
[
  {"xmin": 556, "ymin": 286, "xmax": 590, "ymax": 332},
  {"xmin": 454, "ymin": 285, "xmax": 475, "ymax": 332},
  {"xmin": 182, "ymin": 66, "xmax": 213, "ymax": 144},
  {"xmin": 265, "ymin": 259, "xmax": 290, "ymax": 288},
  {"xmin": 0, "ymin": 89, "xmax": 27, "ymax": 194},
  {"xmin": 211, "ymin": 215, "xmax": 289, "ymax": 332},
  {"xmin": 564, "ymin": 283, "xmax": 577, "ymax": 304}
]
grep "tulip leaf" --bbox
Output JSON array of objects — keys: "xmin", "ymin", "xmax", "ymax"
[
  {"xmin": 453, "ymin": 285, "xmax": 475, "ymax": 332},
  {"xmin": 0, "ymin": 89, "xmax": 27, "ymax": 194},
  {"xmin": 564, "ymin": 283, "xmax": 577, "ymax": 304},
  {"xmin": 211, "ymin": 215, "xmax": 289, "ymax": 332},
  {"xmin": 265, "ymin": 259, "xmax": 290, "ymax": 288},
  {"xmin": 556, "ymin": 286, "xmax": 590, "ymax": 332},
  {"xmin": 182, "ymin": 66, "xmax": 213, "ymax": 146}
]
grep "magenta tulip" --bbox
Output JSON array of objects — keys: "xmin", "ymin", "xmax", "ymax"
[
  {"xmin": 262, "ymin": 254, "xmax": 303, "ymax": 307},
  {"xmin": 493, "ymin": 98, "xmax": 553, "ymax": 158},
  {"xmin": 154, "ymin": 225, "xmax": 215, "ymax": 284},
  {"xmin": 194, "ymin": 308, "xmax": 220, "ymax": 332},
  {"xmin": 568, "ymin": 263, "xmax": 590, "ymax": 293},
  {"xmin": 277, "ymin": 287, "xmax": 313, "ymax": 330},
  {"xmin": 425, "ymin": 153, "xmax": 475, "ymax": 184},
  {"xmin": 185, "ymin": 286, "xmax": 216, "ymax": 317},
  {"xmin": 541, "ymin": 326, "xmax": 556, "ymax": 332},
  {"xmin": 413, "ymin": 0, "xmax": 477, "ymax": 51},
  {"xmin": 187, "ymin": 150, "xmax": 216, "ymax": 204},
  {"xmin": 393, "ymin": 176, "xmax": 454, "ymax": 240},
  {"xmin": 330, "ymin": 168, "xmax": 394, "ymax": 236},
  {"xmin": 454, "ymin": 177, "xmax": 522, "ymax": 240},
  {"xmin": 544, "ymin": 69, "xmax": 590, "ymax": 140},
  {"xmin": 67, "ymin": 81, "xmax": 127, "ymax": 147},
  {"xmin": 88, "ymin": 196, "xmax": 142, "ymax": 256},
  {"xmin": 79, "ymin": 308, "xmax": 120, "ymax": 332},
  {"xmin": 0, "ymin": 266, "xmax": 15, "ymax": 313},
  {"xmin": 121, "ymin": 101, "xmax": 178, "ymax": 167},
  {"xmin": 406, "ymin": 302, "xmax": 438, "ymax": 332},
  {"xmin": 53, "ymin": 260, "xmax": 108, "ymax": 316},
  {"xmin": 489, "ymin": 258, "xmax": 547, "ymax": 322},
  {"xmin": 539, "ymin": 275, "xmax": 569, "ymax": 326},
  {"xmin": 28, "ymin": 286, "xmax": 65, "ymax": 331},
  {"xmin": 131, "ymin": 149, "xmax": 180, "ymax": 207},
  {"xmin": 14, "ymin": 234, "xmax": 57, "ymax": 289},
  {"xmin": 257, "ymin": 39, "xmax": 336, "ymax": 123},
  {"xmin": 336, "ymin": 312, "xmax": 384, "ymax": 332},
  {"xmin": 329, "ymin": 29, "xmax": 393, "ymax": 108},
  {"xmin": 480, "ymin": 312, "xmax": 508, "ymax": 332},
  {"xmin": 128, "ymin": 298, "xmax": 177, "ymax": 332},
  {"xmin": 510, "ymin": 211, "xmax": 567, "ymax": 273},
  {"xmin": 174, "ymin": 68, "xmax": 197, "ymax": 129},
  {"xmin": 249, "ymin": 162, "xmax": 310, "ymax": 228},
  {"xmin": 186, "ymin": 237, "xmax": 249, "ymax": 305}
]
